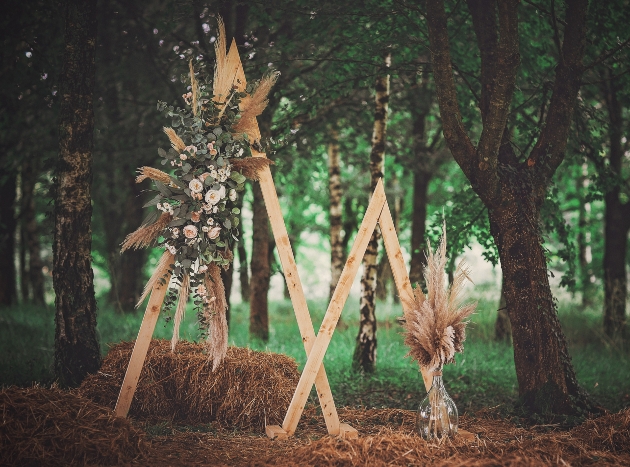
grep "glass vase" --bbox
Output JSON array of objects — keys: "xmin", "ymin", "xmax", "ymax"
[{"xmin": 416, "ymin": 370, "xmax": 458, "ymax": 440}]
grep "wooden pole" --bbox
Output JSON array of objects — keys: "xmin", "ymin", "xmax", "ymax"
[
  {"xmin": 379, "ymin": 201, "xmax": 432, "ymax": 392},
  {"xmin": 281, "ymin": 179, "xmax": 387, "ymax": 436},
  {"xmin": 114, "ymin": 271, "xmax": 172, "ymax": 417},
  {"xmin": 255, "ymin": 153, "xmax": 341, "ymax": 436}
]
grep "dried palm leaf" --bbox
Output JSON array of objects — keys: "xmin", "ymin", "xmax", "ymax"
[
  {"xmin": 163, "ymin": 127, "xmax": 186, "ymax": 153},
  {"xmin": 136, "ymin": 250, "xmax": 174, "ymax": 308},
  {"xmin": 228, "ymin": 157, "xmax": 273, "ymax": 181},
  {"xmin": 203, "ymin": 264, "xmax": 228, "ymax": 370},
  {"xmin": 135, "ymin": 166, "xmax": 171, "ymax": 185},
  {"xmin": 121, "ymin": 213, "xmax": 172, "ymax": 252},
  {"xmin": 171, "ymin": 273, "xmax": 190, "ymax": 351},
  {"xmin": 403, "ymin": 223, "xmax": 476, "ymax": 372}
]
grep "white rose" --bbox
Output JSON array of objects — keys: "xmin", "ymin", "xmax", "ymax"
[
  {"xmin": 207, "ymin": 226, "xmax": 221, "ymax": 239},
  {"xmin": 229, "ymin": 189, "xmax": 237, "ymax": 201},
  {"xmin": 205, "ymin": 189, "xmax": 221, "ymax": 205},
  {"xmin": 189, "ymin": 179, "xmax": 203, "ymax": 193},
  {"xmin": 218, "ymin": 185, "xmax": 226, "ymax": 199},
  {"xmin": 183, "ymin": 225, "xmax": 198, "ymax": 238}
]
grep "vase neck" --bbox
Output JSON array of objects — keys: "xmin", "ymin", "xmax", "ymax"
[{"xmin": 431, "ymin": 374, "xmax": 444, "ymax": 390}]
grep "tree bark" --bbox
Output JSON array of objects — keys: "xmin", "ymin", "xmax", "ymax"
[
  {"xmin": 494, "ymin": 276, "xmax": 512, "ymax": 342},
  {"xmin": 602, "ymin": 70, "xmax": 630, "ymax": 340},
  {"xmin": 249, "ymin": 180, "xmax": 270, "ymax": 341},
  {"xmin": 53, "ymin": 0, "xmax": 101, "ymax": 387},
  {"xmin": 328, "ymin": 128, "xmax": 344, "ymax": 300},
  {"xmin": 0, "ymin": 172, "xmax": 17, "ymax": 306},
  {"xmin": 409, "ymin": 170, "xmax": 431, "ymax": 288},
  {"xmin": 427, "ymin": 0, "xmax": 599, "ymax": 415},
  {"xmin": 353, "ymin": 53, "xmax": 390, "ymax": 372}
]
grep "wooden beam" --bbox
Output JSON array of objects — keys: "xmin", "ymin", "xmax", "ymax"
[
  {"xmin": 114, "ymin": 270, "xmax": 172, "ymax": 418},
  {"xmin": 254, "ymin": 151, "xmax": 341, "ymax": 436},
  {"xmin": 379, "ymin": 200, "xmax": 432, "ymax": 392},
  {"xmin": 281, "ymin": 179, "xmax": 387, "ymax": 436}
]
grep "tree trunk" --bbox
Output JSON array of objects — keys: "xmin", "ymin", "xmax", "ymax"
[
  {"xmin": 427, "ymin": 0, "xmax": 599, "ymax": 415},
  {"xmin": 494, "ymin": 276, "xmax": 512, "ymax": 342},
  {"xmin": 602, "ymin": 70, "xmax": 630, "ymax": 340},
  {"xmin": 489, "ymin": 202, "xmax": 593, "ymax": 413},
  {"xmin": 0, "ymin": 172, "xmax": 17, "ymax": 306},
  {"xmin": 353, "ymin": 53, "xmax": 390, "ymax": 372},
  {"xmin": 249, "ymin": 180, "xmax": 270, "ymax": 341},
  {"xmin": 21, "ymin": 159, "xmax": 45, "ymax": 304},
  {"xmin": 53, "ymin": 0, "xmax": 101, "ymax": 387},
  {"xmin": 408, "ymin": 71, "xmax": 438, "ymax": 289},
  {"xmin": 328, "ymin": 128, "xmax": 344, "ymax": 300},
  {"xmin": 409, "ymin": 170, "xmax": 431, "ymax": 288}
]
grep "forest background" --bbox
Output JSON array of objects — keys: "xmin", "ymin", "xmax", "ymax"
[{"xmin": 1, "ymin": 0, "xmax": 629, "ymax": 422}]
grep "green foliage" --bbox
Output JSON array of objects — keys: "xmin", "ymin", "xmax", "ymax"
[{"xmin": 2, "ymin": 291, "xmax": 628, "ymax": 413}]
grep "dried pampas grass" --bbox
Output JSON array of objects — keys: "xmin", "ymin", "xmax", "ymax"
[
  {"xmin": 233, "ymin": 72, "xmax": 280, "ymax": 143},
  {"xmin": 202, "ymin": 263, "xmax": 229, "ymax": 370},
  {"xmin": 212, "ymin": 17, "xmax": 242, "ymax": 106},
  {"xmin": 171, "ymin": 273, "xmax": 190, "ymax": 351},
  {"xmin": 136, "ymin": 250, "xmax": 174, "ymax": 308},
  {"xmin": 229, "ymin": 157, "xmax": 273, "ymax": 181},
  {"xmin": 163, "ymin": 127, "xmax": 186, "ymax": 153},
  {"xmin": 135, "ymin": 166, "xmax": 171, "ymax": 185},
  {"xmin": 121, "ymin": 213, "xmax": 172, "ymax": 252},
  {"xmin": 403, "ymin": 223, "xmax": 476, "ymax": 372}
]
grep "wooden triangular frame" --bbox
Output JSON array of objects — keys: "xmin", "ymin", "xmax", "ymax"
[{"xmin": 264, "ymin": 178, "xmax": 432, "ymax": 439}]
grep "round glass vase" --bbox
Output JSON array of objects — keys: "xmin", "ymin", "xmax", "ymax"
[{"xmin": 416, "ymin": 370, "xmax": 458, "ymax": 440}]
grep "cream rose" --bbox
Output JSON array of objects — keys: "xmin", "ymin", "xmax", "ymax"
[
  {"xmin": 205, "ymin": 189, "xmax": 221, "ymax": 205},
  {"xmin": 189, "ymin": 179, "xmax": 203, "ymax": 193},
  {"xmin": 183, "ymin": 225, "xmax": 198, "ymax": 238},
  {"xmin": 229, "ymin": 189, "xmax": 237, "ymax": 201},
  {"xmin": 207, "ymin": 226, "xmax": 221, "ymax": 239}
]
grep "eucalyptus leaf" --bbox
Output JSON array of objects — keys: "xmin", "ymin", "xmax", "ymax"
[{"xmin": 143, "ymin": 194, "xmax": 162, "ymax": 208}]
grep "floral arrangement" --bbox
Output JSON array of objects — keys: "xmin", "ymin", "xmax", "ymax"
[
  {"xmin": 402, "ymin": 223, "xmax": 477, "ymax": 373},
  {"xmin": 121, "ymin": 18, "xmax": 278, "ymax": 369}
]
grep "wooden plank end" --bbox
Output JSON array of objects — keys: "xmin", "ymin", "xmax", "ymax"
[
  {"xmin": 339, "ymin": 423, "xmax": 358, "ymax": 439},
  {"xmin": 266, "ymin": 425, "xmax": 289, "ymax": 440}
]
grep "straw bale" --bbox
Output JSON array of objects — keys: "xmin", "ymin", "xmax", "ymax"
[
  {"xmin": 0, "ymin": 385, "xmax": 146, "ymax": 466},
  {"xmin": 78, "ymin": 339, "xmax": 299, "ymax": 430}
]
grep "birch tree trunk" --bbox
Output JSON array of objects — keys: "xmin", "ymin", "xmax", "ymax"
[
  {"xmin": 54, "ymin": 0, "xmax": 101, "ymax": 387},
  {"xmin": 328, "ymin": 128, "xmax": 343, "ymax": 300},
  {"xmin": 353, "ymin": 53, "xmax": 390, "ymax": 372}
]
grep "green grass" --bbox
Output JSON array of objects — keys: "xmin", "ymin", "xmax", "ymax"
[{"xmin": 1, "ymin": 285, "xmax": 628, "ymax": 416}]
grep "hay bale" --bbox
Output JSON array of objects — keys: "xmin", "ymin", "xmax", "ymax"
[
  {"xmin": 0, "ymin": 386, "xmax": 146, "ymax": 467},
  {"xmin": 79, "ymin": 340, "xmax": 300, "ymax": 430}
]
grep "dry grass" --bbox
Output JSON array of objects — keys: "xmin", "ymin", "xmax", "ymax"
[
  {"xmin": 3, "ymin": 370, "xmax": 629, "ymax": 466},
  {"xmin": 0, "ymin": 385, "xmax": 147, "ymax": 466},
  {"xmin": 78, "ymin": 339, "xmax": 300, "ymax": 430}
]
